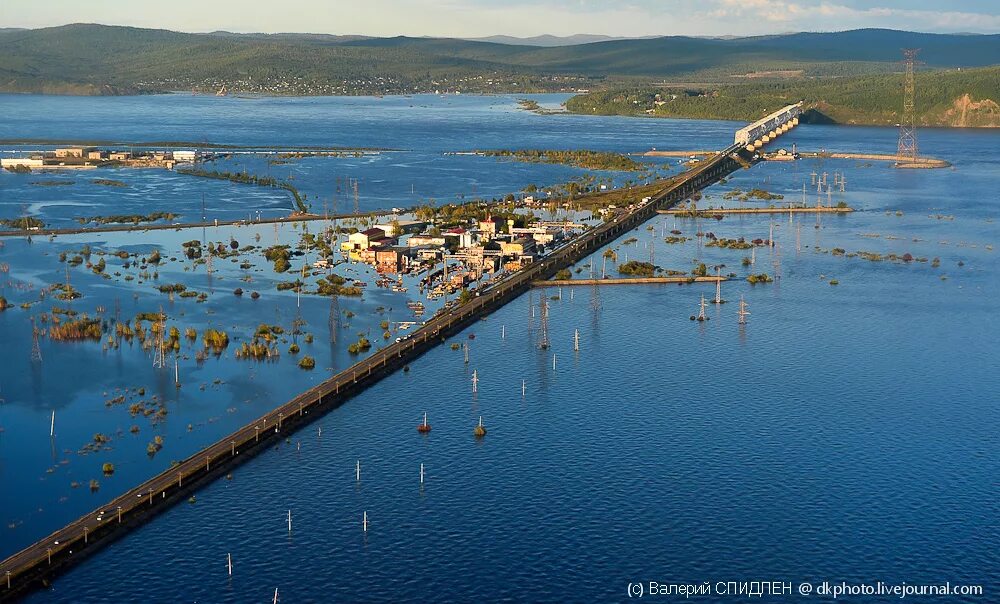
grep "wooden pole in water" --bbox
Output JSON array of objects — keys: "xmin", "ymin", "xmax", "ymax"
[
  {"xmin": 552, "ymin": 354, "xmax": 557, "ymax": 370},
  {"xmin": 227, "ymin": 553, "xmax": 232, "ymax": 576},
  {"xmin": 501, "ymin": 324, "xmax": 505, "ymax": 339},
  {"xmin": 287, "ymin": 510, "xmax": 292, "ymax": 532},
  {"xmin": 50, "ymin": 410, "xmax": 55, "ymax": 437},
  {"xmin": 356, "ymin": 459, "xmax": 361, "ymax": 482},
  {"xmin": 420, "ymin": 463, "xmax": 424, "ymax": 484},
  {"xmin": 522, "ymin": 379, "xmax": 526, "ymax": 397},
  {"xmin": 363, "ymin": 511, "xmax": 368, "ymax": 532},
  {"xmin": 573, "ymin": 329, "xmax": 579, "ymax": 351}
]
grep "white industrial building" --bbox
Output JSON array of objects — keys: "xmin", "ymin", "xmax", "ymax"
[{"xmin": 1, "ymin": 158, "xmax": 45, "ymax": 169}]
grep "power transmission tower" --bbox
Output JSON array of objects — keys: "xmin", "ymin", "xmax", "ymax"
[
  {"xmin": 353, "ymin": 179, "xmax": 360, "ymax": 215},
  {"xmin": 538, "ymin": 296, "xmax": 550, "ymax": 350},
  {"xmin": 30, "ymin": 316, "xmax": 43, "ymax": 362},
  {"xmin": 738, "ymin": 296, "xmax": 750, "ymax": 325},
  {"xmin": 328, "ymin": 295, "xmax": 339, "ymax": 344},
  {"xmin": 897, "ymin": 48, "xmax": 920, "ymax": 163},
  {"xmin": 201, "ymin": 193, "xmax": 207, "ymax": 247},
  {"xmin": 152, "ymin": 307, "xmax": 167, "ymax": 369}
]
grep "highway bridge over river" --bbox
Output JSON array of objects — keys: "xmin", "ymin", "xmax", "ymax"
[{"xmin": 0, "ymin": 106, "xmax": 802, "ymax": 601}]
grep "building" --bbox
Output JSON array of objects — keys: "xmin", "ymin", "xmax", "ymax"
[
  {"xmin": 499, "ymin": 237, "xmax": 536, "ymax": 258},
  {"xmin": 511, "ymin": 226, "xmax": 564, "ymax": 246},
  {"xmin": 413, "ymin": 245, "xmax": 442, "ymax": 262},
  {"xmin": 173, "ymin": 150, "xmax": 198, "ymax": 163},
  {"xmin": 375, "ymin": 246, "xmax": 416, "ymax": 273},
  {"xmin": 54, "ymin": 147, "xmax": 95, "ymax": 158},
  {"xmin": 1, "ymin": 158, "xmax": 45, "ymax": 169},
  {"xmin": 478, "ymin": 216, "xmax": 503, "ymax": 240},
  {"xmin": 444, "ymin": 227, "xmax": 476, "ymax": 249},
  {"xmin": 407, "ymin": 233, "xmax": 446, "ymax": 248},
  {"xmin": 108, "ymin": 152, "xmax": 131, "ymax": 161},
  {"xmin": 344, "ymin": 227, "xmax": 388, "ymax": 251},
  {"xmin": 374, "ymin": 219, "xmax": 425, "ymax": 236}
]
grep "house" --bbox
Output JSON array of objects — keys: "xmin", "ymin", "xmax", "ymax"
[
  {"xmin": 54, "ymin": 147, "xmax": 95, "ymax": 158},
  {"xmin": 344, "ymin": 227, "xmax": 388, "ymax": 251},
  {"xmin": 108, "ymin": 152, "xmax": 131, "ymax": 161},
  {"xmin": 444, "ymin": 227, "xmax": 476, "ymax": 249},
  {"xmin": 477, "ymin": 216, "xmax": 503, "ymax": 240},
  {"xmin": 87, "ymin": 150, "xmax": 107, "ymax": 160}
]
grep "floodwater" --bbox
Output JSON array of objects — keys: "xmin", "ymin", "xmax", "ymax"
[{"xmin": 0, "ymin": 94, "xmax": 997, "ymax": 602}]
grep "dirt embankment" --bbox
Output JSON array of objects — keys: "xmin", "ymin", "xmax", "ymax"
[{"xmin": 942, "ymin": 94, "xmax": 1000, "ymax": 128}]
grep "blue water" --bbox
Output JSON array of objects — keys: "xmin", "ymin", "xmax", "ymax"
[
  {"xmin": 1, "ymin": 93, "xmax": 702, "ymax": 227},
  {"xmin": 0, "ymin": 94, "xmax": 997, "ymax": 602}
]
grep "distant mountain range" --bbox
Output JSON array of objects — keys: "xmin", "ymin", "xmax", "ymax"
[
  {"xmin": 465, "ymin": 34, "xmax": 644, "ymax": 46},
  {"xmin": 1, "ymin": 24, "xmax": 998, "ymax": 96}
]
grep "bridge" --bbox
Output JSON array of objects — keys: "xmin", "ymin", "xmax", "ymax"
[
  {"xmin": 0, "ymin": 114, "xmax": 800, "ymax": 602},
  {"xmin": 734, "ymin": 102, "xmax": 802, "ymax": 153}
]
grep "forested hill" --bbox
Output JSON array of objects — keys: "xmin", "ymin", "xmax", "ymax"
[
  {"xmin": 1, "ymin": 24, "xmax": 999, "ymax": 96},
  {"xmin": 564, "ymin": 67, "xmax": 1000, "ymax": 128}
]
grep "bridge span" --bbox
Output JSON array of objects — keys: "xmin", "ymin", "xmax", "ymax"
[
  {"xmin": 0, "ymin": 116, "xmax": 802, "ymax": 602},
  {"xmin": 735, "ymin": 102, "xmax": 802, "ymax": 153}
]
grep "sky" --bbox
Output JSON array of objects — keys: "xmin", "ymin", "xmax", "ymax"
[{"xmin": 2, "ymin": 0, "xmax": 999, "ymax": 37}]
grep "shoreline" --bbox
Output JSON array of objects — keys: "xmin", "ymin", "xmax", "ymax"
[{"xmin": 1, "ymin": 91, "xmax": 995, "ymax": 130}]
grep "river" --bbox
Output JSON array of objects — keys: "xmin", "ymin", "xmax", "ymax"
[{"xmin": 0, "ymin": 93, "xmax": 997, "ymax": 602}]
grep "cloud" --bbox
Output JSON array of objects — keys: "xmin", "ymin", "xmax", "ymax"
[{"xmin": 709, "ymin": 0, "xmax": 1000, "ymax": 32}]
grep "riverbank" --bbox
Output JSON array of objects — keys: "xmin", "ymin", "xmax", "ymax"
[{"xmin": 565, "ymin": 67, "xmax": 1000, "ymax": 129}]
